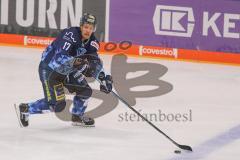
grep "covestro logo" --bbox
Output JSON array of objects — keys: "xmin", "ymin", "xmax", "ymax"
[
  {"xmin": 24, "ymin": 36, "xmax": 53, "ymax": 46},
  {"xmin": 139, "ymin": 46, "xmax": 178, "ymax": 58}
]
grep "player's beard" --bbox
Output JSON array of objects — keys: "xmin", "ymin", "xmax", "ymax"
[{"xmin": 82, "ymin": 33, "xmax": 91, "ymax": 40}]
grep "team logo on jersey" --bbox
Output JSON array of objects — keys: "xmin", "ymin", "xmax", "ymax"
[
  {"xmin": 63, "ymin": 32, "xmax": 77, "ymax": 43},
  {"xmin": 91, "ymin": 41, "xmax": 99, "ymax": 50},
  {"xmin": 77, "ymin": 48, "xmax": 87, "ymax": 56}
]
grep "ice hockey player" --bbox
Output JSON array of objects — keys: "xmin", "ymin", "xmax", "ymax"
[{"xmin": 17, "ymin": 13, "xmax": 113, "ymax": 127}]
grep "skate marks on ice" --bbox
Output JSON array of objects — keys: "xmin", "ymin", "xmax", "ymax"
[
  {"xmin": 168, "ymin": 124, "xmax": 240, "ymax": 160},
  {"xmin": 0, "ymin": 126, "xmax": 138, "ymax": 160},
  {"xmin": 4, "ymin": 125, "xmax": 136, "ymax": 147}
]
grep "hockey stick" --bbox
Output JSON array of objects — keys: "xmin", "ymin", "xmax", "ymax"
[
  {"xmin": 97, "ymin": 79, "xmax": 192, "ymax": 151},
  {"xmin": 111, "ymin": 91, "xmax": 193, "ymax": 151}
]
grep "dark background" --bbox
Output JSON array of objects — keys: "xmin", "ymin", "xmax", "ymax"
[{"xmin": 0, "ymin": 0, "xmax": 107, "ymax": 41}]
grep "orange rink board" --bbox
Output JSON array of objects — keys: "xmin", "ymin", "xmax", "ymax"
[{"xmin": 0, "ymin": 33, "xmax": 240, "ymax": 66}]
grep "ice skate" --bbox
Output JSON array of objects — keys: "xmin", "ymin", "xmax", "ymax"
[
  {"xmin": 72, "ymin": 114, "xmax": 95, "ymax": 127},
  {"xmin": 15, "ymin": 103, "xmax": 29, "ymax": 127}
]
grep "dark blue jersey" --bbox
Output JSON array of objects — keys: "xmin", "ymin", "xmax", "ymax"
[{"xmin": 41, "ymin": 27, "xmax": 100, "ymax": 75}]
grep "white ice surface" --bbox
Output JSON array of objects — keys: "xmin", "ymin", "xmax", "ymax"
[{"xmin": 0, "ymin": 46, "xmax": 240, "ymax": 160}]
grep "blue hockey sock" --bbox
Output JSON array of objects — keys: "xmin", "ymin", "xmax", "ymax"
[
  {"xmin": 71, "ymin": 96, "xmax": 88, "ymax": 116},
  {"xmin": 28, "ymin": 99, "xmax": 51, "ymax": 114}
]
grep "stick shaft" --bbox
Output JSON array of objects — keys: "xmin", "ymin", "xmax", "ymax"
[{"xmin": 111, "ymin": 91, "xmax": 179, "ymax": 146}]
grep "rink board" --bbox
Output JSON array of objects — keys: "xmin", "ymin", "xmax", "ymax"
[{"xmin": 0, "ymin": 33, "xmax": 240, "ymax": 66}]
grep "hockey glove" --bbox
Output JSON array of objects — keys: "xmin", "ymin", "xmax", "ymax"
[
  {"xmin": 73, "ymin": 57, "xmax": 89, "ymax": 69},
  {"xmin": 98, "ymin": 72, "xmax": 113, "ymax": 94}
]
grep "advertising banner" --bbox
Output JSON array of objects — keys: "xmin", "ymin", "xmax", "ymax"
[
  {"xmin": 109, "ymin": 0, "xmax": 240, "ymax": 53},
  {"xmin": 1, "ymin": 33, "xmax": 240, "ymax": 66},
  {"xmin": 0, "ymin": 0, "xmax": 108, "ymax": 41}
]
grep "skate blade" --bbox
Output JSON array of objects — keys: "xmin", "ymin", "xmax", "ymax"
[
  {"xmin": 72, "ymin": 122, "xmax": 95, "ymax": 128},
  {"xmin": 14, "ymin": 104, "xmax": 23, "ymax": 128}
]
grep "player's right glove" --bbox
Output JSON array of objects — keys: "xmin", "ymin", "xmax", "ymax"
[
  {"xmin": 98, "ymin": 72, "xmax": 113, "ymax": 94},
  {"xmin": 73, "ymin": 57, "xmax": 89, "ymax": 69}
]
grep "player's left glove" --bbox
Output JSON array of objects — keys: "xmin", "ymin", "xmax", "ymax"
[{"xmin": 98, "ymin": 72, "xmax": 113, "ymax": 94}]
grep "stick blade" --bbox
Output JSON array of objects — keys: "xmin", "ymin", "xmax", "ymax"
[{"xmin": 178, "ymin": 145, "xmax": 193, "ymax": 151}]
